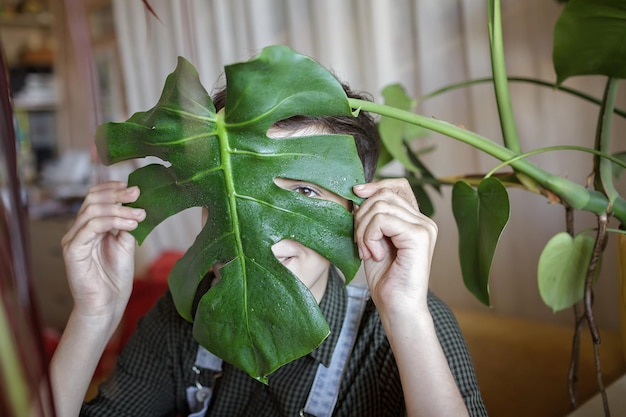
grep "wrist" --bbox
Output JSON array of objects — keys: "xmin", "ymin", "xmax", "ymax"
[
  {"xmin": 375, "ymin": 291, "xmax": 432, "ymax": 334},
  {"xmin": 374, "ymin": 290, "xmax": 428, "ymax": 320},
  {"xmin": 68, "ymin": 304, "xmax": 124, "ymax": 340}
]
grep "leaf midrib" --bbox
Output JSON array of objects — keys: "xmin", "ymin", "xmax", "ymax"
[{"xmin": 218, "ymin": 112, "xmax": 253, "ymax": 343}]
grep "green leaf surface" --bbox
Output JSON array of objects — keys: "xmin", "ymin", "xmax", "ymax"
[
  {"xmin": 378, "ymin": 84, "xmax": 437, "ymax": 216},
  {"xmin": 452, "ymin": 178, "xmax": 510, "ymax": 305},
  {"xmin": 554, "ymin": 0, "xmax": 626, "ymax": 84},
  {"xmin": 538, "ymin": 232, "xmax": 595, "ymax": 312},
  {"xmin": 407, "ymin": 176, "xmax": 435, "ymax": 218},
  {"xmin": 376, "ymin": 144, "xmax": 394, "ymax": 170},
  {"xmin": 96, "ymin": 46, "xmax": 366, "ymax": 381},
  {"xmin": 378, "ymin": 84, "xmax": 428, "ymax": 174}
]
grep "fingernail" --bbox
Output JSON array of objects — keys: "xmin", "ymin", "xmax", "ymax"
[{"xmin": 354, "ymin": 184, "xmax": 365, "ymax": 191}]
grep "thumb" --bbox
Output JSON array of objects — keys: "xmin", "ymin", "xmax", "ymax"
[{"xmin": 116, "ymin": 230, "xmax": 138, "ymax": 253}]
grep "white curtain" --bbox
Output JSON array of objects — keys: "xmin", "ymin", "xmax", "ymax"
[{"xmin": 109, "ymin": 0, "xmax": 625, "ymax": 329}]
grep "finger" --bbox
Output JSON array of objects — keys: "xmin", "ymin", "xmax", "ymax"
[
  {"xmin": 359, "ymin": 211, "xmax": 437, "ymax": 262},
  {"xmin": 63, "ymin": 215, "xmax": 141, "ymax": 259},
  {"xmin": 353, "ymin": 178, "xmax": 418, "ymax": 208},
  {"xmin": 354, "ymin": 189, "xmax": 425, "ymax": 252},
  {"xmin": 355, "ymin": 200, "xmax": 419, "ymax": 249},
  {"xmin": 67, "ymin": 199, "xmax": 145, "ymax": 236},
  {"xmin": 113, "ymin": 229, "xmax": 139, "ymax": 256},
  {"xmin": 355, "ymin": 188, "xmax": 420, "ymax": 226},
  {"xmin": 77, "ymin": 181, "xmax": 130, "ymax": 213},
  {"xmin": 359, "ymin": 216, "xmax": 436, "ymax": 262},
  {"xmin": 87, "ymin": 181, "xmax": 128, "ymax": 193},
  {"xmin": 356, "ymin": 201, "xmax": 436, "ymax": 261},
  {"xmin": 69, "ymin": 184, "xmax": 142, "ymax": 236},
  {"xmin": 79, "ymin": 185, "xmax": 140, "ymax": 214},
  {"xmin": 63, "ymin": 202, "xmax": 145, "ymax": 247}
]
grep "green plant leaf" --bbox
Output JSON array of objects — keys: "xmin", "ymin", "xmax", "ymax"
[
  {"xmin": 407, "ymin": 176, "xmax": 435, "ymax": 218},
  {"xmin": 452, "ymin": 178, "xmax": 510, "ymax": 305},
  {"xmin": 554, "ymin": 0, "xmax": 626, "ymax": 85},
  {"xmin": 378, "ymin": 84, "xmax": 438, "ymax": 216},
  {"xmin": 95, "ymin": 46, "xmax": 366, "ymax": 381},
  {"xmin": 538, "ymin": 232, "xmax": 595, "ymax": 312},
  {"xmin": 376, "ymin": 143, "xmax": 393, "ymax": 170},
  {"xmin": 378, "ymin": 84, "xmax": 428, "ymax": 174}
]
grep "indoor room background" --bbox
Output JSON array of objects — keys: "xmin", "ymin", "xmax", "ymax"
[{"xmin": 2, "ymin": 0, "xmax": 625, "ymax": 416}]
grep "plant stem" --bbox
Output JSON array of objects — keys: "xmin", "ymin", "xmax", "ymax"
[
  {"xmin": 594, "ymin": 78, "xmax": 620, "ymax": 207},
  {"xmin": 349, "ymin": 98, "xmax": 626, "ymax": 223},
  {"xmin": 565, "ymin": 206, "xmax": 582, "ymax": 409},
  {"xmin": 485, "ymin": 145, "xmax": 626, "ymax": 179},
  {"xmin": 488, "ymin": 0, "xmax": 521, "ymax": 153},
  {"xmin": 418, "ymin": 77, "xmax": 626, "ymax": 120},
  {"xmin": 585, "ymin": 213, "xmax": 610, "ymax": 416},
  {"xmin": 569, "ymin": 306, "xmax": 585, "ymax": 409}
]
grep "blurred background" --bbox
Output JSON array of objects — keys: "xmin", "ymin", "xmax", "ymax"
[{"xmin": 1, "ymin": 0, "xmax": 625, "ymax": 416}]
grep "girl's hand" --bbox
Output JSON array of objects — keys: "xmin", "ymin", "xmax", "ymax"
[
  {"xmin": 354, "ymin": 179, "xmax": 469, "ymax": 417},
  {"xmin": 61, "ymin": 181, "xmax": 145, "ymax": 320}
]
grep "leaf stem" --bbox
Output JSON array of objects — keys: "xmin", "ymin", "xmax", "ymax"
[
  {"xmin": 349, "ymin": 98, "xmax": 626, "ymax": 224},
  {"xmin": 594, "ymin": 78, "xmax": 620, "ymax": 208},
  {"xmin": 584, "ymin": 213, "xmax": 610, "ymax": 416},
  {"xmin": 485, "ymin": 145, "xmax": 626, "ymax": 178},
  {"xmin": 488, "ymin": 0, "xmax": 521, "ymax": 153},
  {"xmin": 418, "ymin": 77, "xmax": 626, "ymax": 119},
  {"xmin": 565, "ymin": 206, "xmax": 582, "ymax": 409}
]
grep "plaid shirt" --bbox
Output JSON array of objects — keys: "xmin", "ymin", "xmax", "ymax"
[{"xmin": 82, "ymin": 268, "xmax": 486, "ymax": 416}]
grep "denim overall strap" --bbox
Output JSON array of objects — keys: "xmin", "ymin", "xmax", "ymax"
[
  {"xmin": 187, "ymin": 284, "xmax": 370, "ymax": 417},
  {"xmin": 301, "ymin": 284, "xmax": 370, "ymax": 417},
  {"xmin": 185, "ymin": 346, "xmax": 222, "ymax": 416}
]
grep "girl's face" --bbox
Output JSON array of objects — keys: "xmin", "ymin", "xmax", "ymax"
[
  {"xmin": 201, "ymin": 125, "xmax": 353, "ymax": 303},
  {"xmin": 271, "ymin": 178, "xmax": 351, "ymax": 303},
  {"xmin": 201, "ymin": 179, "xmax": 350, "ymax": 303}
]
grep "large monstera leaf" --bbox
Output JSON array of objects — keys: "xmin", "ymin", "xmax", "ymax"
[{"xmin": 96, "ymin": 46, "xmax": 365, "ymax": 381}]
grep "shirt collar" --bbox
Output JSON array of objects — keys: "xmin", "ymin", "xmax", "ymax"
[{"xmin": 309, "ymin": 266, "xmax": 347, "ymax": 367}]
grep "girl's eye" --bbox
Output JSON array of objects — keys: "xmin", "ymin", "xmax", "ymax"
[{"xmin": 294, "ymin": 186, "xmax": 319, "ymax": 198}]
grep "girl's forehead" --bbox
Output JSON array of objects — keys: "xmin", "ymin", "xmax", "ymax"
[{"xmin": 267, "ymin": 124, "xmax": 329, "ymax": 139}]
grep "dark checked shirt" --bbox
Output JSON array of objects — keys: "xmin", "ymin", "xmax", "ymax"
[{"xmin": 82, "ymin": 268, "xmax": 487, "ymax": 416}]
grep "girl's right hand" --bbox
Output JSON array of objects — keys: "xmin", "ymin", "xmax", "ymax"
[{"xmin": 61, "ymin": 181, "xmax": 146, "ymax": 321}]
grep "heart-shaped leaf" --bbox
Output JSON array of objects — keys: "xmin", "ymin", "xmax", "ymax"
[
  {"xmin": 538, "ymin": 232, "xmax": 595, "ymax": 312},
  {"xmin": 554, "ymin": 0, "xmax": 626, "ymax": 85},
  {"xmin": 452, "ymin": 178, "xmax": 510, "ymax": 306},
  {"xmin": 95, "ymin": 46, "xmax": 366, "ymax": 381}
]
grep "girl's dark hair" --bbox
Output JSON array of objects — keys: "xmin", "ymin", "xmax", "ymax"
[{"xmin": 211, "ymin": 84, "xmax": 381, "ymax": 182}]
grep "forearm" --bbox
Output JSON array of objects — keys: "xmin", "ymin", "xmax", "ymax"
[
  {"xmin": 49, "ymin": 309, "xmax": 122, "ymax": 417},
  {"xmin": 381, "ymin": 307, "xmax": 469, "ymax": 417}
]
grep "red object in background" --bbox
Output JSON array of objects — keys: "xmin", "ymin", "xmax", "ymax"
[
  {"xmin": 118, "ymin": 250, "xmax": 183, "ymax": 348},
  {"xmin": 90, "ymin": 250, "xmax": 182, "ymax": 380}
]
